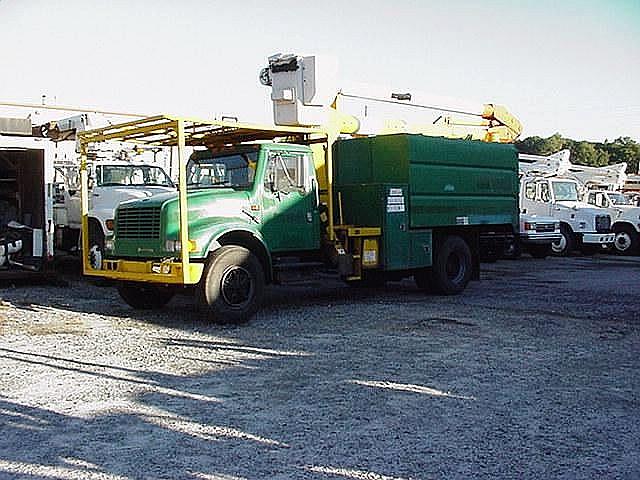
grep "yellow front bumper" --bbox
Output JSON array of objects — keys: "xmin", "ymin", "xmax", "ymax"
[{"xmin": 85, "ymin": 259, "xmax": 204, "ymax": 285}]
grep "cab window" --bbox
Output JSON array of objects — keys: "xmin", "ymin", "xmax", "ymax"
[
  {"xmin": 265, "ymin": 152, "xmax": 305, "ymax": 194},
  {"xmin": 524, "ymin": 182, "xmax": 536, "ymax": 200},
  {"xmin": 537, "ymin": 182, "xmax": 551, "ymax": 202}
]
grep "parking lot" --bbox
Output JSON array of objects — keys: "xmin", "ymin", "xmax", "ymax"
[{"xmin": 0, "ymin": 254, "xmax": 638, "ymax": 479}]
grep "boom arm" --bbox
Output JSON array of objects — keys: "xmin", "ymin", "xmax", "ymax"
[{"xmin": 261, "ymin": 53, "xmax": 522, "ymax": 143}]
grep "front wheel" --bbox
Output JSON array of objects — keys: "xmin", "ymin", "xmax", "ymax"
[
  {"xmin": 196, "ymin": 246, "xmax": 265, "ymax": 324},
  {"xmin": 87, "ymin": 221, "xmax": 105, "ymax": 270},
  {"xmin": 551, "ymin": 225, "xmax": 574, "ymax": 256},
  {"xmin": 430, "ymin": 235, "xmax": 472, "ymax": 295},
  {"xmin": 613, "ymin": 226, "xmax": 639, "ymax": 255},
  {"xmin": 117, "ymin": 282, "xmax": 175, "ymax": 309}
]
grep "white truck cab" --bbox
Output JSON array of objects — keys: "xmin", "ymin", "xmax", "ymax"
[
  {"xmin": 520, "ymin": 175, "xmax": 614, "ymax": 255},
  {"xmin": 85, "ymin": 161, "xmax": 175, "ymax": 268},
  {"xmin": 585, "ymin": 189, "xmax": 640, "ymax": 254}
]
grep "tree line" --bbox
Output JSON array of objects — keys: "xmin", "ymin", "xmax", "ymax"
[{"xmin": 515, "ymin": 134, "xmax": 640, "ymax": 174}]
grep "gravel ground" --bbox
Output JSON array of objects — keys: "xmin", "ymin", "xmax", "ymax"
[{"xmin": 0, "ymin": 254, "xmax": 638, "ymax": 480}]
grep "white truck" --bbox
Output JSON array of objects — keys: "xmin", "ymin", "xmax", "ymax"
[
  {"xmin": 519, "ymin": 151, "xmax": 614, "ymax": 256},
  {"xmin": 532, "ymin": 152, "xmax": 640, "ymax": 255},
  {"xmin": 83, "ymin": 160, "xmax": 175, "ymax": 268},
  {"xmin": 512, "ymin": 213, "xmax": 561, "ymax": 258},
  {"xmin": 584, "ymin": 189, "xmax": 640, "ymax": 255},
  {"xmin": 0, "ymin": 123, "xmax": 56, "ymax": 278}
]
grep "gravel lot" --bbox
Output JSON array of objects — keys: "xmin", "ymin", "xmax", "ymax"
[{"xmin": 0, "ymin": 254, "xmax": 638, "ymax": 480}]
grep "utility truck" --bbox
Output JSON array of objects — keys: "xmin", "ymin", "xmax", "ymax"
[
  {"xmin": 555, "ymin": 159, "xmax": 640, "ymax": 255},
  {"xmin": 78, "ymin": 54, "xmax": 520, "ymax": 323},
  {"xmin": 519, "ymin": 150, "xmax": 614, "ymax": 256},
  {"xmin": 0, "ymin": 122, "xmax": 55, "ymax": 279}
]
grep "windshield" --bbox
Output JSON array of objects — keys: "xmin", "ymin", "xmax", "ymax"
[
  {"xmin": 95, "ymin": 165, "xmax": 173, "ymax": 187},
  {"xmin": 552, "ymin": 181, "xmax": 579, "ymax": 201},
  {"xmin": 609, "ymin": 192, "xmax": 632, "ymax": 205},
  {"xmin": 187, "ymin": 151, "xmax": 257, "ymax": 189}
]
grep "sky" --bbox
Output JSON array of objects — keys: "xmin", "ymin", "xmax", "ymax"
[{"xmin": 0, "ymin": 0, "xmax": 638, "ymax": 142}]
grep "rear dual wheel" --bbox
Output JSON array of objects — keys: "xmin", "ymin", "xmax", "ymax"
[{"xmin": 414, "ymin": 235, "xmax": 472, "ymax": 295}]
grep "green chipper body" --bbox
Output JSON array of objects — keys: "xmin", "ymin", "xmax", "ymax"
[{"xmin": 334, "ymin": 134, "xmax": 519, "ymax": 271}]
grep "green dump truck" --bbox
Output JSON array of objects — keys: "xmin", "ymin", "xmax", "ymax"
[{"xmin": 78, "ymin": 116, "xmax": 518, "ymax": 323}]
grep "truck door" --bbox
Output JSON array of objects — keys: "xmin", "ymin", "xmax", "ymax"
[{"xmin": 260, "ymin": 150, "xmax": 320, "ymax": 252}]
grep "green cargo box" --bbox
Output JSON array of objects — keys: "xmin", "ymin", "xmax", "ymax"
[
  {"xmin": 336, "ymin": 182, "xmax": 432, "ymax": 271},
  {"xmin": 334, "ymin": 134, "xmax": 519, "ymax": 230}
]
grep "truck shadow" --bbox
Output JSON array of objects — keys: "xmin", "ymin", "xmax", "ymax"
[{"xmin": 0, "ymin": 326, "xmax": 461, "ymax": 480}]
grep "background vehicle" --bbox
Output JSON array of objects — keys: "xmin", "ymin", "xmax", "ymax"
[
  {"xmin": 0, "ymin": 123, "xmax": 55, "ymax": 279},
  {"xmin": 519, "ymin": 151, "xmax": 614, "ymax": 256},
  {"xmin": 508, "ymin": 213, "xmax": 560, "ymax": 259},
  {"xmin": 83, "ymin": 160, "xmax": 175, "ymax": 268},
  {"xmin": 584, "ymin": 189, "xmax": 640, "ymax": 255}
]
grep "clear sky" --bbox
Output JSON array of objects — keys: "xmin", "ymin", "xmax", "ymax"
[{"xmin": 0, "ymin": 0, "xmax": 638, "ymax": 142}]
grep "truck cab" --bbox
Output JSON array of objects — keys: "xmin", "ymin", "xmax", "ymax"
[
  {"xmin": 585, "ymin": 190, "xmax": 640, "ymax": 254},
  {"xmin": 520, "ymin": 176, "xmax": 614, "ymax": 255}
]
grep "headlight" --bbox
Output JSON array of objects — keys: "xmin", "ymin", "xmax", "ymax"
[
  {"xmin": 105, "ymin": 219, "xmax": 115, "ymax": 231},
  {"xmin": 165, "ymin": 239, "xmax": 198, "ymax": 253},
  {"xmin": 524, "ymin": 222, "xmax": 536, "ymax": 231},
  {"xmin": 165, "ymin": 240, "xmax": 182, "ymax": 252}
]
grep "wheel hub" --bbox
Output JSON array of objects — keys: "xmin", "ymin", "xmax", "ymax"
[
  {"xmin": 220, "ymin": 266, "xmax": 253, "ymax": 308},
  {"xmin": 551, "ymin": 234, "xmax": 567, "ymax": 254},
  {"xmin": 445, "ymin": 253, "xmax": 464, "ymax": 283},
  {"xmin": 89, "ymin": 245, "xmax": 103, "ymax": 270},
  {"xmin": 615, "ymin": 232, "xmax": 631, "ymax": 252}
]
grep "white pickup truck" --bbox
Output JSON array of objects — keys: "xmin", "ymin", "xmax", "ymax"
[{"xmin": 584, "ymin": 190, "xmax": 640, "ymax": 255}]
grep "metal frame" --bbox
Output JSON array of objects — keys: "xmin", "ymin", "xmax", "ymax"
[{"xmin": 78, "ymin": 115, "xmax": 331, "ymax": 284}]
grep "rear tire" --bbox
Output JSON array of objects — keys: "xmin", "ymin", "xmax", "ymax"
[
  {"xmin": 430, "ymin": 235, "xmax": 472, "ymax": 295},
  {"xmin": 196, "ymin": 246, "xmax": 265, "ymax": 324},
  {"xmin": 551, "ymin": 224, "xmax": 574, "ymax": 256},
  {"xmin": 117, "ymin": 282, "xmax": 175, "ymax": 309}
]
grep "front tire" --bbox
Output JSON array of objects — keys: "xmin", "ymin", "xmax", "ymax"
[
  {"xmin": 430, "ymin": 235, "xmax": 472, "ymax": 295},
  {"xmin": 117, "ymin": 282, "xmax": 175, "ymax": 309},
  {"xmin": 87, "ymin": 221, "xmax": 105, "ymax": 270},
  {"xmin": 551, "ymin": 224, "xmax": 574, "ymax": 256},
  {"xmin": 196, "ymin": 246, "xmax": 265, "ymax": 324},
  {"xmin": 613, "ymin": 225, "xmax": 639, "ymax": 255}
]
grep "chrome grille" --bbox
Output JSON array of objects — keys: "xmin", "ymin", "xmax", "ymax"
[
  {"xmin": 536, "ymin": 223, "xmax": 556, "ymax": 233},
  {"xmin": 595, "ymin": 215, "xmax": 611, "ymax": 233},
  {"xmin": 116, "ymin": 206, "xmax": 161, "ymax": 239}
]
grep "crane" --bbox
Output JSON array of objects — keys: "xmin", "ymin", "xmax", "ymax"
[{"xmin": 260, "ymin": 53, "xmax": 522, "ymax": 143}]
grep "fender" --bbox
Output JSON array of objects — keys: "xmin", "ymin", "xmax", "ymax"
[{"xmin": 192, "ymin": 221, "xmax": 274, "ymax": 282}]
